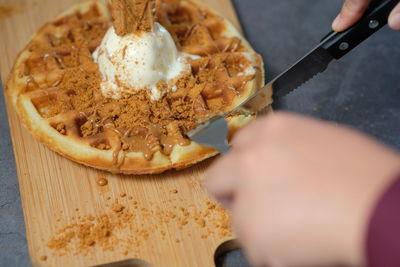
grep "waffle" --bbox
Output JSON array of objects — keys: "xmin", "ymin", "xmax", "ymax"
[{"xmin": 6, "ymin": 0, "xmax": 265, "ymax": 174}]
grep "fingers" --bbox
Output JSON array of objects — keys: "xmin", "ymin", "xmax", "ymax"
[
  {"xmin": 206, "ymin": 154, "xmax": 238, "ymax": 209},
  {"xmin": 332, "ymin": 0, "xmax": 371, "ymax": 32},
  {"xmin": 206, "ymin": 118, "xmax": 266, "ymax": 210},
  {"xmin": 389, "ymin": 2, "xmax": 400, "ymax": 30}
]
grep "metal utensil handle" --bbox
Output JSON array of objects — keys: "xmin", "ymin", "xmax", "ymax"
[{"xmin": 321, "ymin": 0, "xmax": 399, "ymax": 59}]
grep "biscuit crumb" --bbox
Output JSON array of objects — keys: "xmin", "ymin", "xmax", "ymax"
[
  {"xmin": 47, "ymin": 199, "xmax": 232, "ymax": 255},
  {"xmin": 196, "ymin": 218, "xmax": 206, "ymax": 227},
  {"xmin": 112, "ymin": 204, "xmax": 125, "ymax": 213},
  {"xmin": 86, "ymin": 239, "xmax": 96, "ymax": 246},
  {"xmin": 55, "ymin": 123, "xmax": 66, "ymax": 134},
  {"xmin": 97, "ymin": 176, "xmax": 108, "ymax": 186},
  {"xmin": 40, "ymin": 255, "xmax": 47, "ymax": 261}
]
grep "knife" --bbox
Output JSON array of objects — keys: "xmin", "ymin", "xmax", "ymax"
[{"xmin": 187, "ymin": 0, "xmax": 399, "ymax": 154}]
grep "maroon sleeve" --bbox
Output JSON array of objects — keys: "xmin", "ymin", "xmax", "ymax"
[{"xmin": 367, "ymin": 176, "xmax": 400, "ymax": 267}]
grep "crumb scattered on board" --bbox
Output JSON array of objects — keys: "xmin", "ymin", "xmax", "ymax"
[
  {"xmin": 96, "ymin": 176, "xmax": 108, "ymax": 186},
  {"xmin": 111, "ymin": 203, "xmax": 125, "ymax": 213},
  {"xmin": 46, "ymin": 191, "xmax": 231, "ymax": 258}
]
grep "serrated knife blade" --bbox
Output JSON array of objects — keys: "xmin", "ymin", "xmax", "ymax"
[
  {"xmin": 187, "ymin": 0, "xmax": 397, "ymax": 153},
  {"xmin": 231, "ymin": 42, "xmax": 335, "ymax": 115}
]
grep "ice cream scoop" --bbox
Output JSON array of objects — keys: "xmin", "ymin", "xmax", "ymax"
[{"xmin": 93, "ymin": 22, "xmax": 194, "ymax": 100}]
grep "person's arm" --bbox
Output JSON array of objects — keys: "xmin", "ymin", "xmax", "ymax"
[
  {"xmin": 206, "ymin": 112, "xmax": 400, "ymax": 267},
  {"xmin": 367, "ymin": 175, "xmax": 400, "ymax": 267},
  {"xmin": 333, "ymin": 0, "xmax": 400, "ymax": 31}
]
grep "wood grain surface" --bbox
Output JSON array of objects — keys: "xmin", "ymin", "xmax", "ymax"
[{"xmin": 0, "ymin": 0, "xmax": 245, "ymax": 267}]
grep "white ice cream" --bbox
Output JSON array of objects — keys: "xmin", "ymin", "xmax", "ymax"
[{"xmin": 93, "ymin": 23, "xmax": 195, "ymax": 100}]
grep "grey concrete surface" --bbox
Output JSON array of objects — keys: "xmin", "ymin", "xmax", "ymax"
[
  {"xmin": 0, "ymin": 0, "xmax": 399, "ymax": 266},
  {"xmin": 0, "ymin": 85, "xmax": 29, "ymax": 265}
]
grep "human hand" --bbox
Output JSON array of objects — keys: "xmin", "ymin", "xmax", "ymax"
[
  {"xmin": 333, "ymin": 0, "xmax": 400, "ymax": 31},
  {"xmin": 206, "ymin": 113, "xmax": 400, "ymax": 267}
]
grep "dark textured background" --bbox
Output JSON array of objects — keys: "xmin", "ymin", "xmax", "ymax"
[{"xmin": 0, "ymin": 0, "xmax": 399, "ymax": 266}]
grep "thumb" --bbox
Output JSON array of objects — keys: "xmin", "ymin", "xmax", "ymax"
[
  {"xmin": 388, "ymin": 2, "xmax": 400, "ymax": 30},
  {"xmin": 332, "ymin": 0, "xmax": 371, "ymax": 32}
]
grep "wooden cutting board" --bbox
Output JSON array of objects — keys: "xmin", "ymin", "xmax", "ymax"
[{"xmin": 0, "ymin": 0, "xmax": 249, "ymax": 266}]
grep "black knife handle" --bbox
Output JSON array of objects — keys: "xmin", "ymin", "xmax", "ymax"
[{"xmin": 321, "ymin": 0, "xmax": 399, "ymax": 59}]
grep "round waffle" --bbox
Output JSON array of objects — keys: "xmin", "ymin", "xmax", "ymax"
[{"xmin": 6, "ymin": 0, "xmax": 265, "ymax": 174}]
